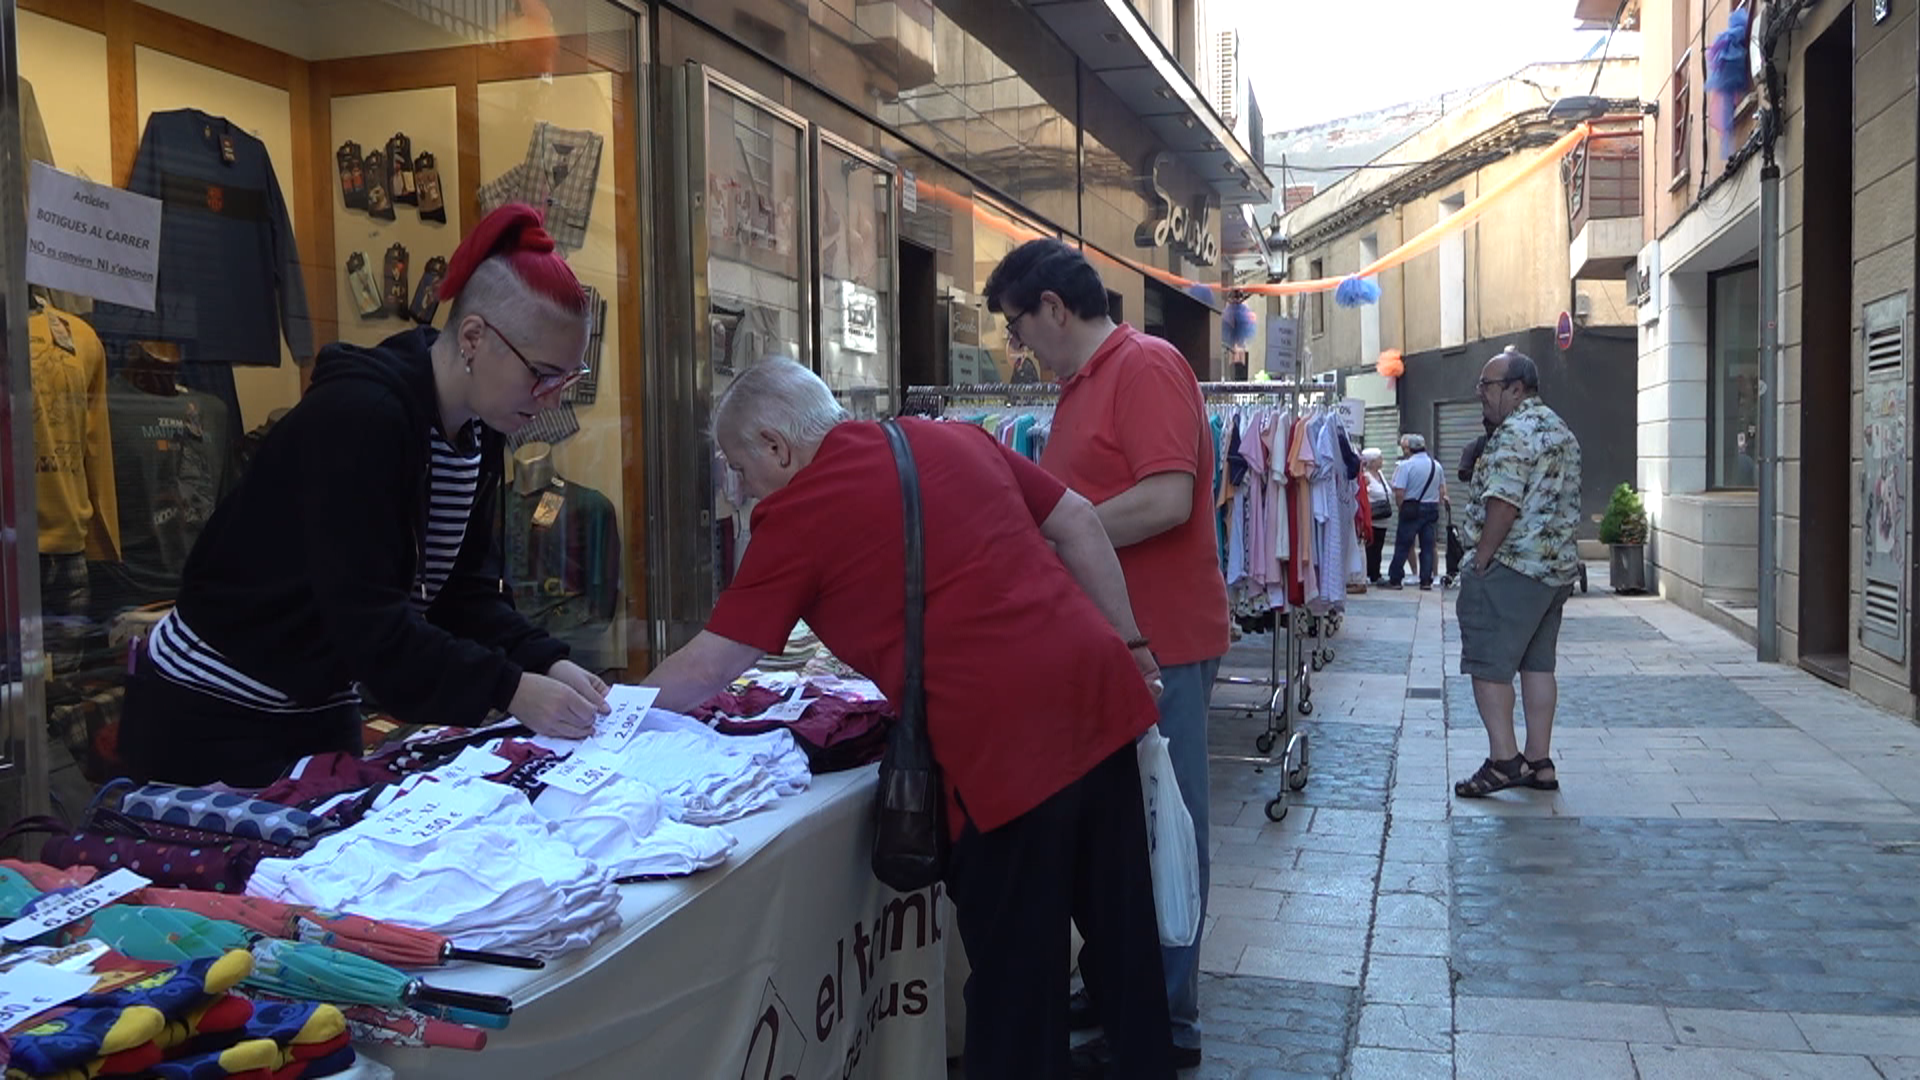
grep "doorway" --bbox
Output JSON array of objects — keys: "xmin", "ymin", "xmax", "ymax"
[
  {"xmin": 1797, "ymin": 10, "xmax": 1853, "ymax": 685},
  {"xmin": 897, "ymin": 238, "xmax": 941, "ymax": 388},
  {"xmin": 1145, "ymin": 279, "xmax": 1211, "ymax": 379}
]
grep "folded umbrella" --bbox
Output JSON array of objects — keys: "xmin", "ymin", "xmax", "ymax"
[{"xmin": 133, "ymin": 890, "xmax": 542, "ymax": 970}]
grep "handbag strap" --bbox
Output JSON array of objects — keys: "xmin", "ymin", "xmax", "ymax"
[{"xmin": 880, "ymin": 420, "xmax": 926, "ymax": 726}]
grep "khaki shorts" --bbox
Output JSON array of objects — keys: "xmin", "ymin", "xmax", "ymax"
[{"xmin": 1456, "ymin": 561, "xmax": 1572, "ymax": 682}]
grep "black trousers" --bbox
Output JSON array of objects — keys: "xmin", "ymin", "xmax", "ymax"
[
  {"xmin": 119, "ymin": 646, "xmax": 362, "ymax": 787},
  {"xmin": 947, "ymin": 744, "xmax": 1173, "ymax": 1080},
  {"xmin": 1390, "ymin": 502, "xmax": 1440, "ymax": 587},
  {"xmin": 1366, "ymin": 517, "xmax": 1391, "ymax": 580}
]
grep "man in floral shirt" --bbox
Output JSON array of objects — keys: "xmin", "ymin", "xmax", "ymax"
[{"xmin": 1453, "ymin": 347, "xmax": 1583, "ymax": 798}]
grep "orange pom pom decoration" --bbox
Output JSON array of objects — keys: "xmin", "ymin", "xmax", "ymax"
[{"xmin": 1376, "ymin": 349, "xmax": 1405, "ymax": 379}]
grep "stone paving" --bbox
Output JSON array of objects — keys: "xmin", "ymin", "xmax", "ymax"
[{"xmin": 1179, "ymin": 564, "xmax": 1920, "ymax": 1079}]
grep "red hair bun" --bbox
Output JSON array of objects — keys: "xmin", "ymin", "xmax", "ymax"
[{"xmin": 439, "ymin": 202, "xmax": 588, "ymax": 315}]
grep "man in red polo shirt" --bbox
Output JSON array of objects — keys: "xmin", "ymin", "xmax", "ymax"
[
  {"xmin": 986, "ymin": 238, "xmax": 1229, "ymax": 1073},
  {"xmin": 643, "ymin": 358, "xmax": 1176, "ymax": 1080}
]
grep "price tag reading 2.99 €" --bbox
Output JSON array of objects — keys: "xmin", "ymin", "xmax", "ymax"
[{"xmin": 0, "ymin": 868, "xmax": 151, "ymax": 942}]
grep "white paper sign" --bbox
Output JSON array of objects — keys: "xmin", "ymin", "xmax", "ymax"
[
  {"xmin": 901, "ymin": 169, "xmax": 917, "ymax": 214},
  {"xmin": 0, "ymin": 869, "xmax": 150, "ymax": 943},
  {"xmin": 358, "ymin": 783, "xmax": 493, "ymax": 847},
  {"xmin": 0, "ymin": 963, "xmax": 102, "ymax": 1031},
  {"xmin": 759, "ymin": 697, "xmax": 813, "ymax": 724},
  {"xmin": 594, "ymin": 685, "xmax": 661, "ymax": 752},
  {"xmin": 540, "ymin": 747, "xmax": 625, "ymax": 795},
  {"xmin": 25, "ymin": 162, "xmax": 162, "ymax": 310}
]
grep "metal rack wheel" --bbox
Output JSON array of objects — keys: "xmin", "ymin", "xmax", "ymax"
[
  {"xmin": 1324, "ymin": 647, "xmax": 1336, "ymax": 663},
  {"xmin": 1298, "ymin": 697, "xmax": 1314, "ymax": 715},
  {"xmin": 1265, "ymin": 797, "xmax": 1288, "ymax": 822},
  {"xmin": 1311, "ymin": 653, "xmax": 1324, "ymax": 672},
  {"xmin": 1255, "ymin": 731, "xmax": 1277, "ymax": 754},
  {"xmin": 1287, "ymin": 734, "xmax": 1310, "ymax": 791}
]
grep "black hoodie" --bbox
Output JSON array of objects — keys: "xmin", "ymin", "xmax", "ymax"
[{"xmin": 173, "ymin": 327, "xmax": 568, "ymax": 726}]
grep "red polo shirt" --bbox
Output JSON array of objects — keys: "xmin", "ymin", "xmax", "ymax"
[
  {"xmin": 1040, "ymin": 324, "xmax": 1230, "ymax": 667},
  {"xmin": 706, "ymin": 418, "xmax": 1158, "ymax": 838}
]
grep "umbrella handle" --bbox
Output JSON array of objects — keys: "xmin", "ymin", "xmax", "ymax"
[
  {"xmin": 442, "ymin": 944, "xmax": 545, "ymax": 970},
  {"xmin": 405, "ymin": 981, "xmax": 515, "ymax": 1016}
]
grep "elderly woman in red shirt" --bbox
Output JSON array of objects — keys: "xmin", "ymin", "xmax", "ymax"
[{"xmin": 644, "ymin": 358, "xmax": 1175, "ymax": 1080}]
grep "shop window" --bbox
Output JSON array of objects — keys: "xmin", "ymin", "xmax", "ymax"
[
  {"xmin": 12, "ymin": 0, "xmax": 642, "ymax": 798},
  {"xmin": 1709, "ymin": 263, "xmax": 1762, "ymax": 489}
]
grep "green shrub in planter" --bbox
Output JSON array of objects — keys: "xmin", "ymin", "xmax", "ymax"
[{"xmin": 1598, "ymin": 483, "xmax": 1648, "ymax": 546}]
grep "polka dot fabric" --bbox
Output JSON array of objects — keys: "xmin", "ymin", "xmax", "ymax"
[{"xmin": 121, "ymin": 785, "xmax": 326, "ymax": 848}]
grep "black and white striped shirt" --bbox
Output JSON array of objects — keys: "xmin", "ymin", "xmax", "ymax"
[
  {"xmin": 415, "ymin": 424, "xmax": 483, "ymax": 611},
  {"xmin": 148, "ymin": 423, "xmax": 485, "ymax": 711}
]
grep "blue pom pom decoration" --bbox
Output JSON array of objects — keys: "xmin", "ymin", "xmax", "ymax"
[
  {"xmin": 1222, "ymin": 301, "xmax": 1257, "ymax": 347},
  {"xmin": 1334, "ymin": 275, "xmax": 1381, "ymax": 308}
]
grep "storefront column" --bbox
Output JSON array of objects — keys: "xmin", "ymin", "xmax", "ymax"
[{"xmin": 0, "ymin": 0, "xmax": 53, "ymax": 827}]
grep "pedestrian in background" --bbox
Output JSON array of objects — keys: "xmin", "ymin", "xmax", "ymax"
[
  {"xmin": 1384, "ymin": 434, "xmax": 1447, "ymax": 590},
  {"xmin": 1453, "ymin": 349, "xmax": 1583, "ymax": 797},
  {"xmin": 1362, "ymin": 448, "xmax": 1392, "ymax": 583},
  {"xmin": 984, "ymin": 237, "xmax": 1227, "ymax": 1074}
]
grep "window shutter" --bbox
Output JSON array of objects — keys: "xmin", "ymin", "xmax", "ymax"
[{"xmin": 1858, "ymin": 293, "xmax": 1909, "ymax": 660}]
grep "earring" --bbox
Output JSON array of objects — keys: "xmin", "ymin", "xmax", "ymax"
[{"xmin": 462, "ymin": 351, "xmax": 472, "ymax": 374}]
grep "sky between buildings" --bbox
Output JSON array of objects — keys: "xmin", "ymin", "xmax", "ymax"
[{"xmin": 1220, "ymin": 0, "xmax": 1639, "ymax": 132}]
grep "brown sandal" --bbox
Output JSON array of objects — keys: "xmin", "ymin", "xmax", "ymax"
[
  {"xmin": 1523, "ymin": 756, "xmax": 1559, "ymax": 790},
  {"xmin": 1454, "ymin": 754, "xmax": 1530, "ymax": 798}
]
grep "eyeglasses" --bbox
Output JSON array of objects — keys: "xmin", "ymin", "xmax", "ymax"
[
  {"xmin": 481, "ymin": 316, "xmax": 586, "ymax": 395},
  {"xmin": 1476, "ymin": 376, "xmax": 1520, "ymax": 392},
  {"xmin": 1002, "ymin": 308, "xmax": 1034, "ymax": 350}
]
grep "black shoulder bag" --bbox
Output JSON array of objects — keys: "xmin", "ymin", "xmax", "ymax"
[{"xmin": 871, "ymin": 419, "xmax": 949, "ymax": 891}]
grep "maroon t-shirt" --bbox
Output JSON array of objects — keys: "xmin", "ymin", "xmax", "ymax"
[{"xmin": 706, "ymin": 419, "xmax": 1157, "ymax": 837}]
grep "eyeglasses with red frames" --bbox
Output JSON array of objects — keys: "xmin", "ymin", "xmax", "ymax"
[{"xmin": 481, "ymin": 316, "xmax": 587, "ymax": 395}]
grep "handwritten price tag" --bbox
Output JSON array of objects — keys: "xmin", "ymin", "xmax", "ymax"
[
  {"xmin": 0, "ymin": 964, "xmax": 101, "ymax": 1032},
  {"xmin": 593, "ymin": 685, "xmax": 660, "ymax": 752},
  {"xmin": 0, "ymin": 869, "xmax": 150, "ymax": 943},
  {"xmin": 759, "ymin": 697, "xmax": 812, "ymax": 724},
  {"xmin": 541, "ymin": 748, "xmax": 623, "ymax": 795},
  {"xmin": 358, "ymin": 784, "xmax": 492, "ymax": 847}
]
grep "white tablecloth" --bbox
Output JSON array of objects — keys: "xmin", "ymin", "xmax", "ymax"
[{"xmin": 367, "ymin": 767, "xmax": 952, "ymax": 1079}]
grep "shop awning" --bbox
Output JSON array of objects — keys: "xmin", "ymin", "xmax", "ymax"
[{"xmin": 1027, "ymin": 0, "xmax": 1273, "ymax": 207}]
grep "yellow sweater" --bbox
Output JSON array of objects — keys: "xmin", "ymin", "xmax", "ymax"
[{"xmin": 30, "ymin": 307, "xmax": 119, "ymax": 559}]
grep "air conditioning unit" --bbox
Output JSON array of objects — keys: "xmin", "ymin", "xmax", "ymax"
[{"xmin": 1574, "ymin": 291, "xmax": 1594, "ymax": 321}]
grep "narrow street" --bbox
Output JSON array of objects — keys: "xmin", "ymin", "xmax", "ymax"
[{"xmin": 1198, "ymin": 568, "xmax": 1920, "ymax": 1078}]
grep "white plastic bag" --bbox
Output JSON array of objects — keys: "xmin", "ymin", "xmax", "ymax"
[{"xmin": 1136, "ymin": 724, "xmax": 1200, "ymax": 947}]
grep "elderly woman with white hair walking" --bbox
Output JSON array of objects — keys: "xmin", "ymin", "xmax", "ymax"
[
  {"xmin": 643, "ymin": 358, "xmax": 1179, "ymax": 1080},
  {"xmin": 1362, "ymin": 448, "xmax": 1393, "ymax": 583}
]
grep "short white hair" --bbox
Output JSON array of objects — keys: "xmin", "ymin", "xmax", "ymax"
[
  {"xmin": 713, "ymin": 357, "xmax": 849, "ymax": 454},
  {"xmin": 1361, "ymin": 448, "xmax": 1383, "ymax": 462}
]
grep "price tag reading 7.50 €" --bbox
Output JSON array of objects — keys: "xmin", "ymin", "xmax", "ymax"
[
  {"xmin": 592, "ymin": 685, "xmax": 661, "ymax": 752},
  {"xmin": 0, "ymin": 868, "xmax": 151, "ymax": 942}
]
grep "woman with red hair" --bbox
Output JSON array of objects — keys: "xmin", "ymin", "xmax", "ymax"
[{"xmin": 118, "ymin": 204, "xmax": 610, "ymax": 786}]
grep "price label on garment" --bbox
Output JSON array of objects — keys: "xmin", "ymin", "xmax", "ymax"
[
  {"xmin": 758, "ymin": 697, "xmax": 813, "ymax": 724},
  {"xmin": 0, "ymin": 963, "xmax": 102, "ymax": 1032},
  {"xmin": 0, "ymin": 869, "xmax": 150, "ymax": 943},
  {"xmin": 434, "ymin": 746, "xmax": 510, "ymax": 782},
  {"xmin": 540, "ymin": 747, "xmax": 625, "ymax": 795},
  {"xmin": 592, "ymin": 685, "xmax": 661, "ymax": 752},
  {"xmin": 358, "ymin": 784, "xmax": 492, "ymax": 847}
]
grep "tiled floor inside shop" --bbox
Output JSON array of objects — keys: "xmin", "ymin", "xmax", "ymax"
[{"xmin": 955, "ymin": 565, "xmax": 1920, "ymax": 1078}]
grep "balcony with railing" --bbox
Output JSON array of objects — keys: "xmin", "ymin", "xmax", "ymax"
[{"xmin": 1565, "ymin": 129, "xmax": 1643, "ymax": 281}]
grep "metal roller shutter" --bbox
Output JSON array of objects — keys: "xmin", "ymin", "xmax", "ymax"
[
  {"xmin": 1364, "ymin": 404, "xmax": 1401, "ymax": 470},
  {"xmin": 1433, "ymin": 399, "xmax": 1484, "ymax": 526}
]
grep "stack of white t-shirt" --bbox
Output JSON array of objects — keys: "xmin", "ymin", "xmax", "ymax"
[
  {"xmin": 534, "ymin": 721, "xmax": 788, "ymax": 825},
  {"xmin": 248, "ymin": 778, "xmax": 622, "ymax": 957},
  {"xmin": 532, "ymin": 776, "xmax": 737, "ymax": 878},
  {"xmin": 641, "ymin": 709, "xmax": 812, "ymax": 797}
]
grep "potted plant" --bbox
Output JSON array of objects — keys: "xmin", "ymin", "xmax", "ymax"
[{"xmin": 1598, "ymin": 483, "xmax": 1649, "ymax": 594}]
